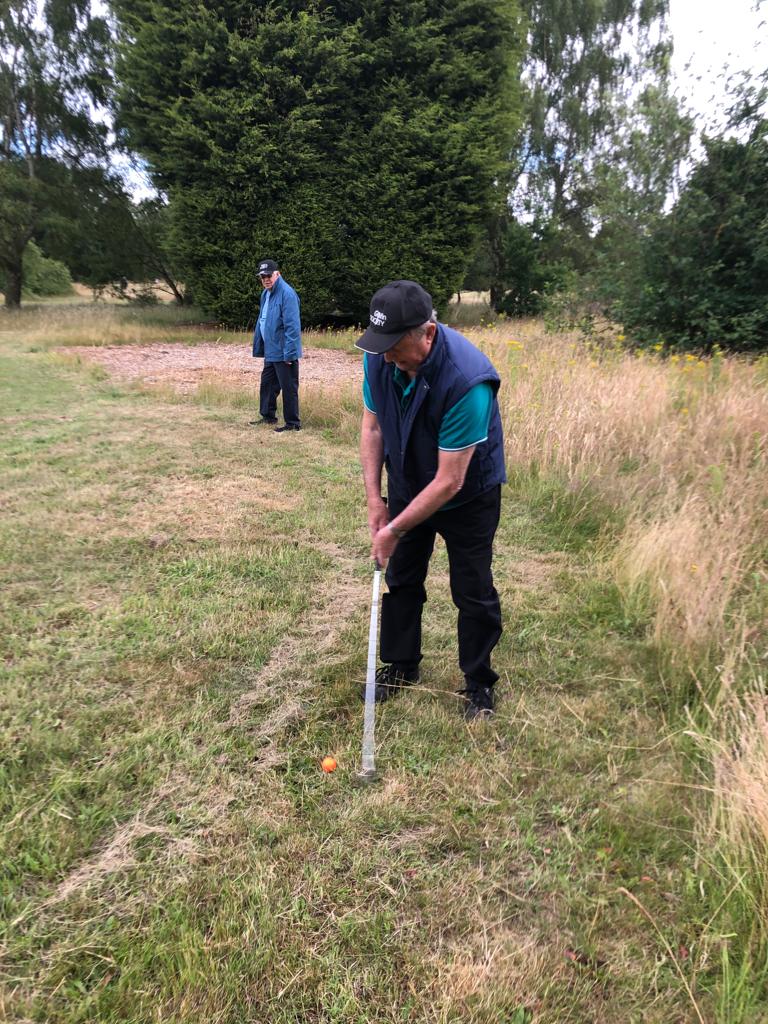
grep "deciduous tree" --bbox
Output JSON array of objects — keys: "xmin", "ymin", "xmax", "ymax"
[
  {"xmin": 0, "ymin": 0, "xmax": 112, "ymax": 306},
  {"xmin": 621, "ymin": 104, "xmax": 768, "ymax": 352},
  {"xmin": 472, "ymin": 0, "xmax": 691, "ymax": 318}
]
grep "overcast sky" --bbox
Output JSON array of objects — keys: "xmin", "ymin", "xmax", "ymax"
[{"xmin": 668, "ymin": 0, "xmax": 767, "ymax": 128}]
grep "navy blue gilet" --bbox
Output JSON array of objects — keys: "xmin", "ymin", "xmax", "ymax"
[{"xmin": 366, "ymin": 323, "xmax": 507, "ymax": 507}]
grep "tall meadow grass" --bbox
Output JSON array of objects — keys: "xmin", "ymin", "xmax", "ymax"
[
  {"xmin": 0, "ymin": 302, "xmax": 364, "ymax": 351},
  {"xmin": 478, "ymin": 325, "xmax": 766, "ymax": 667},
  {"xmin": 0, "ymin": 302, "xmax": 231, "ymax": 348},
  {"xmin": 476, "ymin": 320, "xmax": 767, "ymax": 985}
]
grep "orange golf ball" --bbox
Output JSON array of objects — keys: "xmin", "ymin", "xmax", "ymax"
[{"xmin": 321, "ymin": 756, "xmax": 337, "ymax": 773}]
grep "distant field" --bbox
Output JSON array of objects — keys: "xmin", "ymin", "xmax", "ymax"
[{"xmin": 1, "ymin": 305, "xmax": 766, "ymax": 1022}]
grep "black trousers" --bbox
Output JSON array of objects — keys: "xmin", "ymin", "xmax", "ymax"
[
  {"xmin": 380, "ymin": 485, "xmax": 502, "ymax": 689},
  {"xmin": 259, "ymin": 360, "xmax": 300, "ymax": 426}
]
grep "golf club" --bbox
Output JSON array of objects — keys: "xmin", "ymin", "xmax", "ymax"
[{"xmin": 356, "ymin": 560, "xmax": 382, "ymax": 785}]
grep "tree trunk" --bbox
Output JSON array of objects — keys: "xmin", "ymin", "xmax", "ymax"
[
  {"xmin": 145, "ymin": 255, "xmax": 186, "ymax": 305},
  {"xmin": 3, "ymin": 259, "xmax": 22, "ymax": 308},
  {"xmin": 488, "ymin": 212, "xmax": 506, "ymax": 313},
  {"xmin": 132, "ymin": 218, "xmax": 187, "ymax": 305},
  {"xmin": 160, "ymin": 270, "xmax": 186, "ymax": 305}
]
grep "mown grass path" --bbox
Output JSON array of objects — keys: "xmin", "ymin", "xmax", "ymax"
[{"xmin": 1, "ymin": 342, "xmax": 708, "ymax": 1023}]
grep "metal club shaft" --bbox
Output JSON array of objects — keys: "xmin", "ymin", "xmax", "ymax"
[{"xmin": 358, "ymin": 564, "xmax": 382, "ymax": 783}]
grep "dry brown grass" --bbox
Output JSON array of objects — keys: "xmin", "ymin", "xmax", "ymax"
[
  {"xmin": 686, "ymin": 664, "xmax": 768, "ymax": 994},
  {"xmin": 473, "ymin": 321, "xmax": 767, "ymax": 986},
  {"xmin": 427, "ymin": 925, "xmax": 552, "ymax": 1021},
  {"xmin": 477, "ymin": 327, "xmax": 767, "ymax": 665},
  {"xmin": 712, "ymin": 694, "xmax": 768, "ymax": 859},
  {"xmin": 1, "ymin": 304, "xmax": 218, "ymax": 349}
]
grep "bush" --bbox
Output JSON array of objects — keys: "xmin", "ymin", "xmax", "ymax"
[
  {"xmin": 128, "ymin": 284, "xmax": 160, "ymax": 306},
  {"xmin": 620, "ymin": 127, "xmax": 768, "ymax": 353},
  {"xmin": 18, "ymin": 242, "xmax": 73, "ymax": 297},
  {"xmin": 463, "ymin": 217, "xmax": 568, "ymax": 318}
]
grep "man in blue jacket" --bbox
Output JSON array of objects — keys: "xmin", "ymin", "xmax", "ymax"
[
  {"xmin": 356, "ymin": 280, "xmax": 506, "ymax": 721},
  {"xmin": 251, "ymin": 259, "xmax": 303, "ymax": 432}
]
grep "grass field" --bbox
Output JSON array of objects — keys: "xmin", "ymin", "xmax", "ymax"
[{"xmin": 1, "ymin": 303, "xmax": 766, "ymax": 1023}]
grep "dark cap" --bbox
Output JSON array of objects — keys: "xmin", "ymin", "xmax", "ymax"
[
  {"xmin": 258, "ymin": 259, "xmax": 278, "ymax": 276},
  {"xmin": 355, "ymin": 280, "xmax": 433, "ymax": 354}
]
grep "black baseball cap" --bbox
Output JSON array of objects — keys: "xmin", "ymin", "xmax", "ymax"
[
  {"xmin": 355, "ymin": 280, "xmax": 433, "ymax": 354},
  {"xmin": 258, "ymin": 259, "xmax": 278, "ymax": 276}
]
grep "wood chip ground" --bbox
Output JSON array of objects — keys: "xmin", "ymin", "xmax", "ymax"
[{"xmin": 66, "ymin": 341, "xmax": 363, "ymax": 395}]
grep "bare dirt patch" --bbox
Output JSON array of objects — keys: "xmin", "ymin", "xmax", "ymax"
[
  {"xmin": 511, "ymin": 551, "xmax": 572, "ymax": 590},
  {"xmin": 39, "ymin": 474, "xmax": 299, "ymax": 545},
  {"xmin": 127, "ymin": 475, "xmax": 300, "ymax": 539},
  {"xmin": 64, "ymin": 341, "xmax": 363, "ymax": 395}
]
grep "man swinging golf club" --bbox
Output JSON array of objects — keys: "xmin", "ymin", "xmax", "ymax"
[{"xmin": 357, "ymin": 280, "xmax": 506, "ymax": 721}]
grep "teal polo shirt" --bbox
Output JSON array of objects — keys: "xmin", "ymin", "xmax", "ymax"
[{"xmin": 362, "ymin": 354, "xmax": 494, "ymax": 508}]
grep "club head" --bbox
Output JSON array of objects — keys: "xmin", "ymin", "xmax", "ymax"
[{"xmin": 354, "ymin": 768, "xmax": 379, "ymax": 787}]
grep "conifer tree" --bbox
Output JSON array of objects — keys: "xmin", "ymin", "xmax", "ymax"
[{"xmin": 112, "ymin": 0, "xmax": 524, "ymax": 324}]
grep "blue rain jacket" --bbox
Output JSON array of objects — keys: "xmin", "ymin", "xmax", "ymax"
[{"xmin": 252, "ymin": 275, "xmax": 302, "ymax": 361}]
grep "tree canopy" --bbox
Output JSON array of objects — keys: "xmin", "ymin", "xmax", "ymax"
[
  {"xmin": 0, "ymin": 0, "xmax": 112, "ymax": 306},
  {"xmin": 466, "ymin": 0, "xmax": 693, "ymax": 319},
  {"xmin": 517, "ymin": 0, "xmax": 672, "ymax": 232},
  {"xmin": 112, "ymin": 0, "xmax": 525, "ymax": 325},
  {"xmin": 620, "ymin": 119, "xmax": 768, "ymax": 352}
]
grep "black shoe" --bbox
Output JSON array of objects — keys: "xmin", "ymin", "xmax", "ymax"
[
  {"xmin": 275, "ymin": 424, "xmax": 301, "ymax": 432},
  {"xmin": 361, "ymin": 665, "xmax": 420, "ymax": 703},
  {"xmin": 249, "ymin": 417, "xmax": 277, "ymax": 425},
  {"xmin": 459, "ymin": 685, "xmax": 495, "ymax": 721}
]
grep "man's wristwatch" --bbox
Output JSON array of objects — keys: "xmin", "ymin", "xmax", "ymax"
[{"xmin": 387, "ymin": 523, "xmax": 407, "ymax": 539}]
